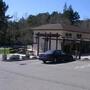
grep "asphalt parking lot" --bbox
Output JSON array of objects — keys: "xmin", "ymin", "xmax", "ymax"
[{"xmin": 0, "ymin": 59, "xmax": 90, "ymax": 90}]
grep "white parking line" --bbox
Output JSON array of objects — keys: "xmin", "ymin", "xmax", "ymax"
[{"xmin": 74, "ymin": 64, "xmax": 90, "ymax": 69}]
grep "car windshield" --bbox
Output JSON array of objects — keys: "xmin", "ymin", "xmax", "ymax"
[
  {"xmin": 44, "ymin": 50, "xmax": 54, "ymax": 54},
  {"xmin": 55, "ymin": 50, "xmax": 65, "ymax": 55}
]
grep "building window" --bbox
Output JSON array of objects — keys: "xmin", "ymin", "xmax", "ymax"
[
  {"xmin": 77, "ymin": 34, "xmax": 82, "ymax": 39},
  {"xmin": 65, "ymin": 33, "xmax": 72, "ymax": 38}
]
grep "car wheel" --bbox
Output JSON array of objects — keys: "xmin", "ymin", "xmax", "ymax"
[
  {"xmin": 43, "ymin": 61, "xmax": 46, "ymax": 63},
  {"xmin": 69, "ymin": 56, "xmax": 73, "ymax": 61}
]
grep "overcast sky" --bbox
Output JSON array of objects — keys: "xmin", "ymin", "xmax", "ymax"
[{"xmin": 4, "ymin": 0, "xmax": 90, "ymax": 20}]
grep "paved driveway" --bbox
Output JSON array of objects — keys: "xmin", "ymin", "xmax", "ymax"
[{"xmin": 0, "ymin": 59, "xmax": 90, "ymax": 90}]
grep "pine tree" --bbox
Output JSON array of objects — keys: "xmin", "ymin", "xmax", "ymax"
[
  {"xmin": 0, "ymin": 0, "xmax": 10, "ymax": 46},
  {"xmin": 63, "ymin": 4, "xmax": 80, "ymax": 25},
  {"xmin": 0, "ymin": 0, "xmax": 10, "ymax": 60},
  {"xmin": 63, "ymin": 3, "xmax": 68, "ymax": 12}
]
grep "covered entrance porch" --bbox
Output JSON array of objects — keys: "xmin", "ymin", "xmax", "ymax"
[{"xmin": 34, "ymin": 32, "xmax": 90, "ymax": 56}]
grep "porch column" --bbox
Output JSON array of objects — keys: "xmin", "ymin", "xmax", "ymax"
[
  {"xmin": 62, "ymin": 37, "xmax": 65, "ymax": 51},
  {"xmin": 49, "ymin": 32, "xmax": 51, "ymax": 50},
  {"xmin": 37, "ymin": 32, "xmax": 40, "ymax": 56},
  {"xmin": 56, "ymin": 33, "xmax": 59, "ymax": 50},
  {"xmin": 32, "ymin": 32, "xmax": 34, "ymax": 51},
  {"xmin": 44, "ymin": 32, "xmax": 48, "ymax": 52}
]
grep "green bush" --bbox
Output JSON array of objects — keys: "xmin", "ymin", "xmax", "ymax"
[{"xmin": 0, "ymin": 48, "xmax": 10, "ymax": 54}]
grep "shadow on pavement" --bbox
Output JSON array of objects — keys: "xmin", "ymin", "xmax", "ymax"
[{"xmin": 42, "ymin": 60, "xmax": 76, "ymax": 65}]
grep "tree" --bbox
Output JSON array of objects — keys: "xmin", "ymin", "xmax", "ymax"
[
  {"xmin": 49, "ymin": 11, "xmax": 59, "ymax": 23},
  {"xmin": 19, "ymin": 17, "xmax": 29, "ymax": 29},
  {"xmin": 36, "ymin": 12, "xmax": 50, "ymax": 25},
  {"xmin": 0, "ymin": 0, "xmax": 10, "ymax": 46},
  {"xmin": 0, "ymin": 0, "xmax": 10, "ymax": 60},
  {"xmin": 63, "ymin": 3, "xmax": 68, "ymax": 13},
  {"xmin": 63, "ymin": 4, "xmax": 80, "ymax": 25},
  {"xmin": 27, "ymin": 12, "xmax": 50, "ymax": 26}
]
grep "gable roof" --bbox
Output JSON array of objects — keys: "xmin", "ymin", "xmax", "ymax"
[{"xmin": 31, "ymin": 23, "xmax": 90, "ymax": 33}]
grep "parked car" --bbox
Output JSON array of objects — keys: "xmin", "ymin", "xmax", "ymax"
[
  {"xmin": 39, "ymin": 50, "xmax": 73, "ymax": 63},
  {"xmin": 8, "ymin": 53, "xmax": 26, "ymax": 61},
  {"xmin": 9, "ymin": 55, "xmax": 20, "ymax": 61}
]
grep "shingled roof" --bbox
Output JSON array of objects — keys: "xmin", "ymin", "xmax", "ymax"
[{"xmin": 31, "ymin": 23, "xmax": 90, "ymax": 33}]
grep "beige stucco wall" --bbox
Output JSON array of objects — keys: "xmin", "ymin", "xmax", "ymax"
[
  {"xmin": 33, "ymin": 29, "xmax": 90, "ymax": 54},
  {"xmin": 33, "ymin": 29, "xmax": 63, "ymax": 52},
  {"xmin": 62, "ymin": 30, "xmax": 90, "ymax": 40}
]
